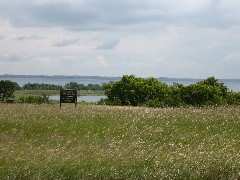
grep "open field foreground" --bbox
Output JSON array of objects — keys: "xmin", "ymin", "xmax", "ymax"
[{"xmin": 0, "ymin": 104, "xmax": 240, "ymax": 179}]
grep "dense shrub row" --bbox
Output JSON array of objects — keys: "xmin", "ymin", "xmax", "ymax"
[
  {"xmin": 23, "ymin": 83, "xmax": 61, "ymax": 90},
  {"xmin": 18, "ymin": 94, "xmax": 50, "ymax": 104},
  {"xmin": 100, "ymin": 75, "xmax": 240, "ymax": 107},
  {"xmin": 64, "ymin": 82, "xmax": 104, "ymax": 91},
  {"xmin": 22, "ymin": 82, "xmax": 104, "ymax": 91}
]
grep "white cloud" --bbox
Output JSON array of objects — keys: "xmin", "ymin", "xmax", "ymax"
[
  {"xmin": 0, "ymin": 0, "xmax": 240, "ymax": 78},
  {"xmin": 151, "ymin": 0, "xmax": 211, "ymax": 15},
  {"xmin": 32, "ymin": 56, "xmax": 52, "ymax": 63},
  {"xmin": 15, "ymin": 34, "xmax": 43, "ymax": 41},
  {"xmin": 223, "ymin": 51, "xmax": 240, "ymax": 63},
  {"xmin": 52, "ymin": 38, "xmax": 79, "ymax": 47},
  {"xmin": 96, "ymin": 39, "xmax": 120, "ymax": 50},
  {"xmin": 96, "ymin": 56, "xmax": 108, "ymax": 66},
  {"xmin": 1, "ymin": 0, "xmax": 234, "ymax": 31},
  {"xmin": 0, "ymin": 53, "xmax": 28, "ymax": 62}
]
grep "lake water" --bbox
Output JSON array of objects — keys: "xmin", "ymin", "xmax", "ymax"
[
  {"xmin": 50, "ymin": 95, "xmax": 106, "ymax": 102},
  {"xmin": 0, "ymin": 77, "xmax": 114, "ymax": 86},
  {"xmin": 1, "ymin": 77, "xmax": 240, "ymax": 92}
]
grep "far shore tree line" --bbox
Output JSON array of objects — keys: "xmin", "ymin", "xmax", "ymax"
[
  {"xmin": 1, "ymin": 76, "xmax": 240, "ymax": 106},
  {"xmin": 22, "ymin": 82, "xmax": 105, "ymax": 91}
]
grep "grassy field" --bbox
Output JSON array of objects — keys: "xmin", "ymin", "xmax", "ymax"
[{"xmin": 0, "ymin": 104, "xmax": 240, "ymax": 179}]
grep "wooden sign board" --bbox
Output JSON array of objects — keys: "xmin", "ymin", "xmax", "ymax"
[{"xmin": 60, "ymin": 89, "xmax": 77, "ymax": 108}]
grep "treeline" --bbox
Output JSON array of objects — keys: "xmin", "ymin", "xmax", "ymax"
[
  {"xmin": 21, "ymin": 82, "xmax": 105, "ymax": 91},
  {"xmin": 22, "ymin": 83, "xmax": 61, "ymax": 90},
  {"xmin": 100, "ymin": 75, "xmax": 240, "ymax": 107},
  {"xmin": 64, "ymin": 82, "xmax": 104, "ymax": 91}
]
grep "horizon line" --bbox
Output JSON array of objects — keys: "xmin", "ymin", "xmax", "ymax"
[{"xmin": 1, "ymin": 74, "xmax": 240, "ymax": 81}]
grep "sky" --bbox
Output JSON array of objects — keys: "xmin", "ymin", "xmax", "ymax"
[{"xmin": 0, "ymin": 0, "xmax": 240, "ymax": 79}]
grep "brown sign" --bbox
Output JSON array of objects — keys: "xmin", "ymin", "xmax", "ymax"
[{"xmin": 60, "ymin": 89, "xmax": 77, "ymax": 108}]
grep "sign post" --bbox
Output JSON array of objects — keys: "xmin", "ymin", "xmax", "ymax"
[{"xmin": 60, "ymin": 89, "xmax": 77, "ymax": 108}]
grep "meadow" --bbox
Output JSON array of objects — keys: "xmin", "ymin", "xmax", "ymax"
[
  {"xmin": 0, "ymin": 104, "xmax": 240, "ymax": 179},
  {"xmin": 14, "ymin": 90, "xmax": 104, "ymax": 98}
]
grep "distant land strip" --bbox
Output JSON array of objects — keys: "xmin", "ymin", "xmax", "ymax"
[
  {"xmin": 0, "ymin": 74, "xmax": 240, "ymax": 82},
  {"xmin": 0, "ymin": 74, "xmax": 121, "ymax": 80}
]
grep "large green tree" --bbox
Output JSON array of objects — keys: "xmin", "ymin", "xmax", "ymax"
[
  {"xmin": 104, "ymin": 75, "xmax": 169, "ymax": 106},
  {"xmin": 0, "ymin": 80, "xmax": 18, "ymax": 103}
]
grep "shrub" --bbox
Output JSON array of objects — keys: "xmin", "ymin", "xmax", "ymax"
[
  {"xmin": 226, "ymin": 91, "xmax": 240, "ymax": 105},
  {"xmin": 104, "ymin": 75, "xmax": 169, "ymax": 106},
  {"xmin": 0, "ymin": 80, "xmax": 19, "ymax": 103},
  {"xmin": 104, "ymin": 76, "xmax": 240, "ymax": 107},
  {"xmin": 18, "ymin": 94, "xmax": 50, "ymax": 104}
]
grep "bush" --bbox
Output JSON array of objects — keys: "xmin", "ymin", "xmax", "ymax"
[
  {"xmin": 104, "ymin": 75, "xmax": 169, "ymax": 106},
  {"xmin": 18, "ymin": 94, "xmax": 50, "ymax": 104},
  {"xmin": 104, "ymin": 76, "xmax": 240, "ymax": 107},
  {"xmin": 0, "ymin": 80, "xmax": 19, "ymax": 103},
  {"xmin": 226, "ymin": 91, "xmax": 240, "ymax": 105}
]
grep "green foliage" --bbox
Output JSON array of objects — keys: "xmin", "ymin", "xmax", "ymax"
[
  {"xmin": 18, "ymin": 94, "xmax": 50, "ymax": 104},
  {"xmin": 179, "ymin": 77, "xmax": 231, "ymax": 106},
  {"xmin": 104, "ymin": 76, "xmax": 240, "ymax": 107},
  {"xmin": 64, "ymin": 82, "xmax": 79, "ymax": 90},
  {"xmin": 21, "ymin": 82, "xmax": 104, "ymax": 91},
  {"xmin": 104, "ymin": 75, "xmax": 170, "ymax": 106},
  {"xmin": 0, "ymin": 80, "xmax": 19, "ymax": 103},
  {"xmin": 64, "ymin": 82, "xmax": 104, "ymax": 91},
  {"xmin": 23, "ymin": 83, "xmax": 62, "ymax": 90},
  {"xmin": 226, "ymin": 91, "xmax": 240, "ymax": 105}
]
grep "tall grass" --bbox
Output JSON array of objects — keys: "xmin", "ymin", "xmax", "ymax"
[
  {"xmin": 0, "ymin": 104, "xmax": 240, "ymax": 179},
  {"xmin": 14, "ymin": 90, "xmax": 104, "ymax": 97}
]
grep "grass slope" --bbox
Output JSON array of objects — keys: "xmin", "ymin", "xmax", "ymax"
[
  {"xmin": 14, "ymin": 90, "xmax": 104, "ymax": 95},
  {"xmin": 0, "ymin": 104, "xmax": 240, "ymax": 179}
]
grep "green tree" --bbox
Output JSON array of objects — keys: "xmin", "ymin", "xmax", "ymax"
[
  {"xmin": 180, "ymin": 77, "xmax": 228, "ymax": 106},
  {"xmin": 104, "ymin": 75, "xmax": 170, "ymax": 106},
  {"xmin": 64, "ymin": 82, "xmax": 78, "ymax": 90},
  {"xmin": 198, "ymin": 77, "xmax": 228, "ymax": 97},
  {"xmin": 103, "ymin": 75, "xmax": 240, "ymax": 107},
  {"xmin": 0, "ymin": 80, "xmax": 18, "ymax": 103}
]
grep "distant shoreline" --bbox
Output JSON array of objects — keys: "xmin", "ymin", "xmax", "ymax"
[
  {"xmin": 1, "ymin": 74, "xmax": 240, "ymax": 82},
  {"xmin": 0, "ymin": 74, "xmax": 121, "ymax": 80}
]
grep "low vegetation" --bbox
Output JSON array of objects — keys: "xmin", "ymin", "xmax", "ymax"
[
  {"xmin": 22, "ymin": 82, "xmax": 105, "ymax": 91},
  {"xmin": 14, "ymin": 90, "xmax": 104, "ymax": 99},
  {"xmin": 0, "ymin": 104, "xmax": 240, "ymax": 179},
  {"xmin": 102, "ymin": 75, "xmax": 240, "ymax": 107}
]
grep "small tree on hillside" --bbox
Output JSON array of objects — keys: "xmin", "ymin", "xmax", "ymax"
[{"xmin": 0, "ymin": 80, "xmax": 18, "ymax": 103}]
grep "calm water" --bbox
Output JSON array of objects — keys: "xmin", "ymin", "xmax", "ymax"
[
  {"xmin": 50, "ymin": 95, "xmax": 106, "ymax": 102},
  {"xmin": 0, "ymin": 77, "xmax": 112, "ymax": 86},
  {"xmin": 1, "ymin": 77, "xmax": 240, "ymax": 92}
]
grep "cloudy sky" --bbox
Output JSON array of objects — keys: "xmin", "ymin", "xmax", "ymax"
[{"xmin": 0, "ymin": 0, "xmax": 240, "ymax": 78}]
